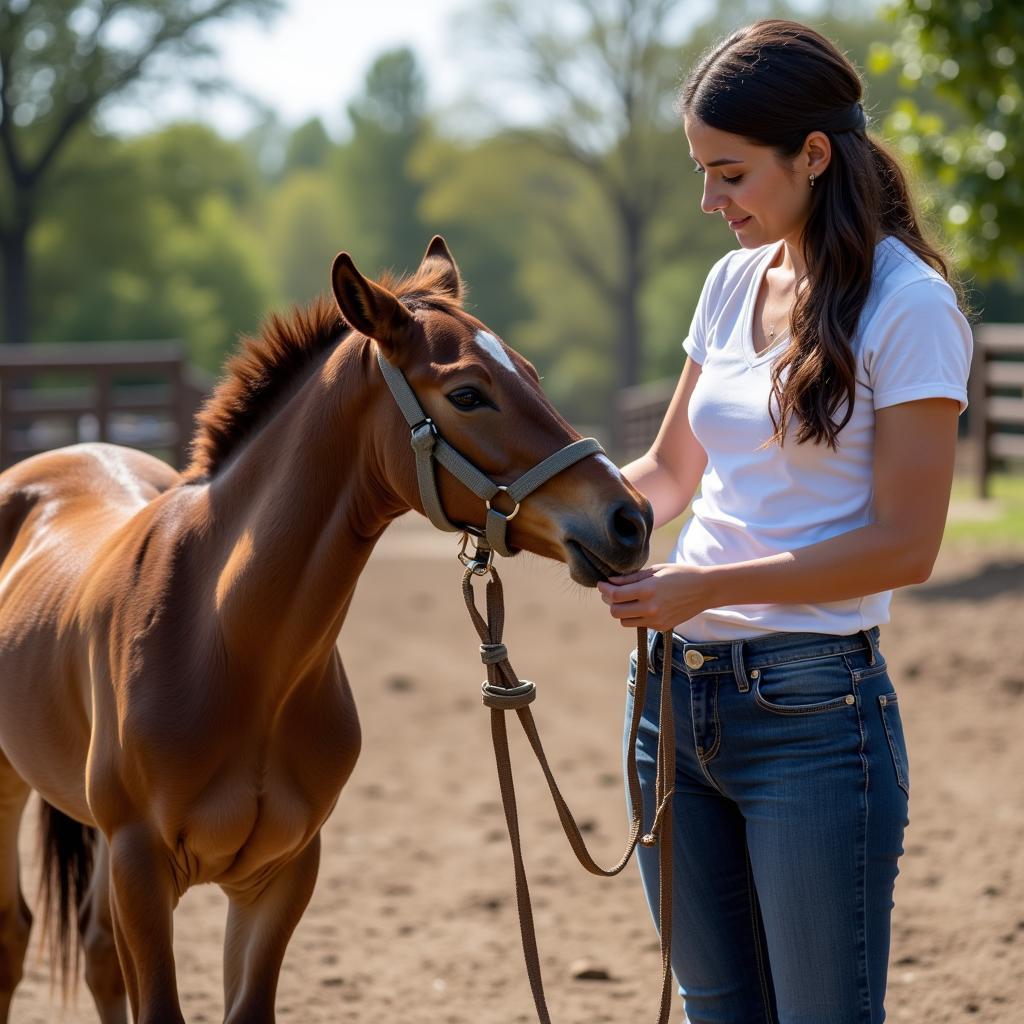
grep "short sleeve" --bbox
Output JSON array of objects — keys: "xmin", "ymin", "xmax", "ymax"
[
  {"xmin": 682, "ymin": 252, "xmax": 733, "ymax": 366},
  {"xmin": 862, "ymin": 278, "xmax": 973, "ymax": 415}
]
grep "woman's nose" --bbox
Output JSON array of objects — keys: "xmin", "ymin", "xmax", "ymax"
[{"xmin": 701, "ymin": 185, "xmax": 725, "ymax": 214}]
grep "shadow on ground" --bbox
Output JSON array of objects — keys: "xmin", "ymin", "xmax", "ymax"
[{"xmin": 906, "ymin": 559, "xmax": 1024, "ymax": 603}]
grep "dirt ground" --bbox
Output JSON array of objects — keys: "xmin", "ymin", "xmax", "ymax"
[{"xmin": 12, "ymin": 513, "xmax": 1024, "ymax": 1023}]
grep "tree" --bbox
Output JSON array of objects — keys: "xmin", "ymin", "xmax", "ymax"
[
  {"xmin": 282, "ymin": 117, "xmax": 333, "ymax": 177},
  {"xmin": 340, "ymin": 48, "xmax": 430, "ymax": 274},
  {"xmin": 870, "ymin": 0, "xmax": 1023, "ymax": 282},
  {"xmin": 31, "ymin": 125, "xmax": 273, "ymax": 371},
  {"xmin": 460, "ymin": 0, "xmax": 694, "ymax": 425},
  {"xmin": 265, "ymin": 170, "xmax": 356, "ymax": 306},
  {"xmin": 0, "ymin": 0, "xmax": 278, "ymax": 343}
]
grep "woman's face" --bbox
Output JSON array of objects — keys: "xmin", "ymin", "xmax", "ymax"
[{"xmin": 683, "ymin": 114, "xmax": 828, "ymax": 250}]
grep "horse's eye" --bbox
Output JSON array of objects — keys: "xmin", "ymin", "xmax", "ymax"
[{"xmin": 448, "ymin": 387, "xmax": 485, "ymax": 410}]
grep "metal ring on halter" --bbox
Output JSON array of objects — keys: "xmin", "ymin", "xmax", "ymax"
[{"xmin": 485, "ymin": 485, "xmax": 521, "ymax": 521}]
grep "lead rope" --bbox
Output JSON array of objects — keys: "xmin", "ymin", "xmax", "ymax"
[{"xmin": 462, "ymin": 559, "xmax": 677, "ymax": 1024}]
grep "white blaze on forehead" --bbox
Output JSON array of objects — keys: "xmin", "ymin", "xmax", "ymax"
[{"xmin": 474, "ymin": 330, "xmax": 518, "ymax": 376}]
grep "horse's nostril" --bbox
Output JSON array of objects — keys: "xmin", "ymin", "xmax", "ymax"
[{"xmin": 610, "ymin": 502, "xmax": 648, "ymax": 549}]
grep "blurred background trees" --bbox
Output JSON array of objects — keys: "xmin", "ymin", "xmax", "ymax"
[
  {"xmin": 1, "ymin": 0, "xmax": 1020, "ymax": 427},
  {"xmin": 0, "ymin": 0, "xmax": 279, "ymax": 346},
  {"xmin": 871, "ymin": 0, "xmax": 1023, "ymax": 320}
]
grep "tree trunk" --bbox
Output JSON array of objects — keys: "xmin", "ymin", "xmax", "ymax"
[
  {"xmin": 612, "ymin": 204, "xmax": 643, "ymax": 449},
  {"xmin": 0, "ymin": 215, "xmax": 31, "ymax": 344}
]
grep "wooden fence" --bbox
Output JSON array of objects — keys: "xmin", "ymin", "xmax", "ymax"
[
  {"xmin": 615, "ymin": 323, "xmax": 1024, "ymax": 497},
  {"xmin": 0, "ymin": 342, "xmax": 213, "ymax": 472},
  {"xmin": 969, "ymin": 323, "xmax": 1024, "ymax": 498}
]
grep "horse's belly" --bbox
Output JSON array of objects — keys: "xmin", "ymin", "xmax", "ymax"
[{"xmin": 0, "ymin": 574, "xmax": 93, "ymax": 817}]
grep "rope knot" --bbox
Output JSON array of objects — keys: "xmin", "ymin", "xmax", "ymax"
[
  {"xmin": 479, "ymin": 642, "xmax": 508, "ymax": 665},
  {"xmin": 481, "ymin": 680, "xmax": 536, "ymax": 710}
]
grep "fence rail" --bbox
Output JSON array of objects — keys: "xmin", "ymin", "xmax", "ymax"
[{"xmin": 0, "ymin": 342, "xmax": 213, "ymax": 472}]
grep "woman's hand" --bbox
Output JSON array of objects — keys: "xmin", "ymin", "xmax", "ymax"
[{"xmin": 596, "ymin": 564, "xmax": 717, "ymax": 631}]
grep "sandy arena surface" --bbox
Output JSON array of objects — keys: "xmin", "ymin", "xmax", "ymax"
[{"xmin": 11, "ymin": 512, "xmax": 1024, "ymax": 1023}]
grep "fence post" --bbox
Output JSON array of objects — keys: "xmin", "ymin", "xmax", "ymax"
[{"xmin": 968, "ymin": 335, "xmax": 989, "ymax": 499}]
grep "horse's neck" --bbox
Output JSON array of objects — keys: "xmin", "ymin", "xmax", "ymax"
[{"xmin": 205, "ymin": 341, "xmax": 410, "ymax": 680}]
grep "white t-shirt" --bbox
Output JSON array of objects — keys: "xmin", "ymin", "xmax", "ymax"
[{"xmin": 671, "ymin": 235, "xmax": 973, "ymax": 640}]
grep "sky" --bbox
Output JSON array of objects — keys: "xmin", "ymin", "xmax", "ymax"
[{"xmin": 104, "ymin": 0, "xmax": 480, "ymax": 138}]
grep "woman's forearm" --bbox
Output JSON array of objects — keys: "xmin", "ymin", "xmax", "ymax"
[
  {"xmin": 704, "ymin": 521, "xmax": 935, "ymax": 608},
  {"xmin": 621, "ymin": 451, "xmax": 702, "ymax": 530}
]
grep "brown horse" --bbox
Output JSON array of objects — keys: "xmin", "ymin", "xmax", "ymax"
[{"xmin": 0, "ymin": 238, "xmax": 651, "ymax": 1023}]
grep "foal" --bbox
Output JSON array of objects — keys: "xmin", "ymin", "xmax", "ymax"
[{"xmin": 0, "ymin": 238, "xmax": 651, "ymax": 1023}]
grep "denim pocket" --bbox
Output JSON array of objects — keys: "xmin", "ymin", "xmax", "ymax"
[
  {"xmin": 847, "ymin": 648, "xmax": 889, "ymax": 682},
  {"xmin": 753, "ymin": 652, "xmax": 856, "ymax": 716},
  {"xmin": 878, "ymin": 692, "xmax": 910, "ymax": 797}
]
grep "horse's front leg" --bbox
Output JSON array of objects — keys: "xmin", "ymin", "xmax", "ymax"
[
  {"xmin": 107, "ymin": 823, "xmax": 184, "ymax": 1024},
  {"xmin": 221, "ymin": 833, "xmax": 321, "ymax": 1024}
]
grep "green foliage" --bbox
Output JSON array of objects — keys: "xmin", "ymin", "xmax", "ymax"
[
  {"xmin": 264, "ymin": 170, "xmax": 355, "ymax": 306},
  {"xmin": 871, "ymin": 0, "xmax": 1023, "ymax": 281},
  {"xmin": 282, "ymin": 118, "xmax": 333, "ymax": 177},
  {"xmin": 946, "ymin": 474, "xmax": 1024, "ymax": 545},
  {"xmin": 0, "ymin": 0, "xmax": 280, "ymax": 343},
  {"xmin": 31, "ymin": 124, "xmax": 273, "ymax": 372},
  {"xmin": 341, "ymin": 48, "xmax": 430, "ymax": 273},
  {"xmin": 413, "ymin": 134, "xmax": 535, "ymax": 342},
  {"xmin": 125, "ymin": 123, "xmax": 258, "ymax": 222}
]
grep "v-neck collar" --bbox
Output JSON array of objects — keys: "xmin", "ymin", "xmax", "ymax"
[{"xmin": 743, "ymin": 239, "xmax": 789, "ymax": 368}]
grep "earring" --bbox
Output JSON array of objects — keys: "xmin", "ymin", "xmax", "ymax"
[{"xmin": 809, "ymin": 173, "xmax": 816, "ymax": 188}]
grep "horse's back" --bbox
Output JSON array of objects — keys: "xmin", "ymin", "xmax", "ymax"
[
  {"xmin": 0, "ymin": 444, "xmax": 181, "ymax": 813},
  {"xmin": 0, "ymin": 442, "xmax": 179, "ymax": 513}
]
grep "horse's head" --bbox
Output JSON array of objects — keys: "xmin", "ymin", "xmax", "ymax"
[{"xmin": 331, "ymin": 237, "xmax": 652, "ymax": 586}]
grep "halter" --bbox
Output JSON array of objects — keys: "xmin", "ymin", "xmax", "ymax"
[{"xmin": 377, "ymin": 349, "xmax": 605, "ymax": 567}]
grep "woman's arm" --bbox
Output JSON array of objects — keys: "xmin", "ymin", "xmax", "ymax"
[
  {"xmin": 621, "ymin": 356, "xmax": 707, "ymax": 529},
  {"xmin": 599, "ymin": 397, "xmax": 959, "ymax": 630}
]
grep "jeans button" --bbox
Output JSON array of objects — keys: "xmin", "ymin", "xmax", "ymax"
[{"xmin": 685, "ymin": 650, "xmax": 705, "ymax": 669}]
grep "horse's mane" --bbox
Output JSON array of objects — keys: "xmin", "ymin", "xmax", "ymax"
[{"xmin": 183, "ymin": 261, "xmax": 462, "ymax": 481}]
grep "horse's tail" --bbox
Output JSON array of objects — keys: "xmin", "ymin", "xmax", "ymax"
[{"xmin": 37, "ymin": 800, "xmax": 97, "ymax": 996}]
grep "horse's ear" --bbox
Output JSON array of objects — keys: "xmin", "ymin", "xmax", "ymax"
[
  {"xmin": 419, "ymin": 235, "xmax": 463, "ymax": 301},
  {"xmin": 331, "ymin": 252, "xmax": 416, "ymax": 362}
]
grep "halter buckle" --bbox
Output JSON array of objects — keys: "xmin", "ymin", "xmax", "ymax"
[
  {"xmin": 410, "ymin": 418, "xmax": 437, "ymax": 455},
  {"xmin": 458, "ymin": 533, "xmax": 494, "ymax": 575}
]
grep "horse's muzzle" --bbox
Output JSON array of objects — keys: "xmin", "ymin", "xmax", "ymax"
[{"xmin": 563, "ymin": 499, "xmax": 652, "ymax": 586}]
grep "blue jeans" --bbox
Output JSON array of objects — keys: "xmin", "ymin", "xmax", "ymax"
[{"xmin": 623, "ymin": 626, "xmax": 909, "ymax": 1024}]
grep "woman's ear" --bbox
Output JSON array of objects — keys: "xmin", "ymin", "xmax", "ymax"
[{"xmin": 803, "ymin": 130, "xmax": 832, "ymax": 178}]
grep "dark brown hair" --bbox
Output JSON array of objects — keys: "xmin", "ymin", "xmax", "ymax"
[{"xmin": 680, "ymin": 18, "xmax": 970, "ymax": 449}]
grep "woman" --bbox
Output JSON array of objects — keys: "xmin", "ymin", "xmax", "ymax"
[{"xmin": 598, "ymin": 18, "xmax": 973, "ymax": 1024}]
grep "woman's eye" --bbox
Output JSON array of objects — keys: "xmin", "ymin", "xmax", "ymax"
[
  {"xmin": 692, "ymin": 166, "xmax": 744, "ymax": 185},
  {"xmin": 448, "ymin": 387, "xmax": 486, "ymax": 410}
]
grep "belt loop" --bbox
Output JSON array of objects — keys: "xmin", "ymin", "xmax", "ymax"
[
  {"xmin": 731, "ymin": 639, "xmax": 750, "ymax": 693},
  {"xmin": 860, "ymin": 628, "xmax": 877, "ymax": 666}
]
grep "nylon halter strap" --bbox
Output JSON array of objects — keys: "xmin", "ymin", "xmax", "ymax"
[{"xmin": 376, "ymin": 349, "xmax": 604, "ymax": 561}]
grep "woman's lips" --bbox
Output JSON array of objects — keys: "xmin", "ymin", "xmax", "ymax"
[{"xmin": 728, "ymin": 216, "xmax": 751, "ymax": 229}]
